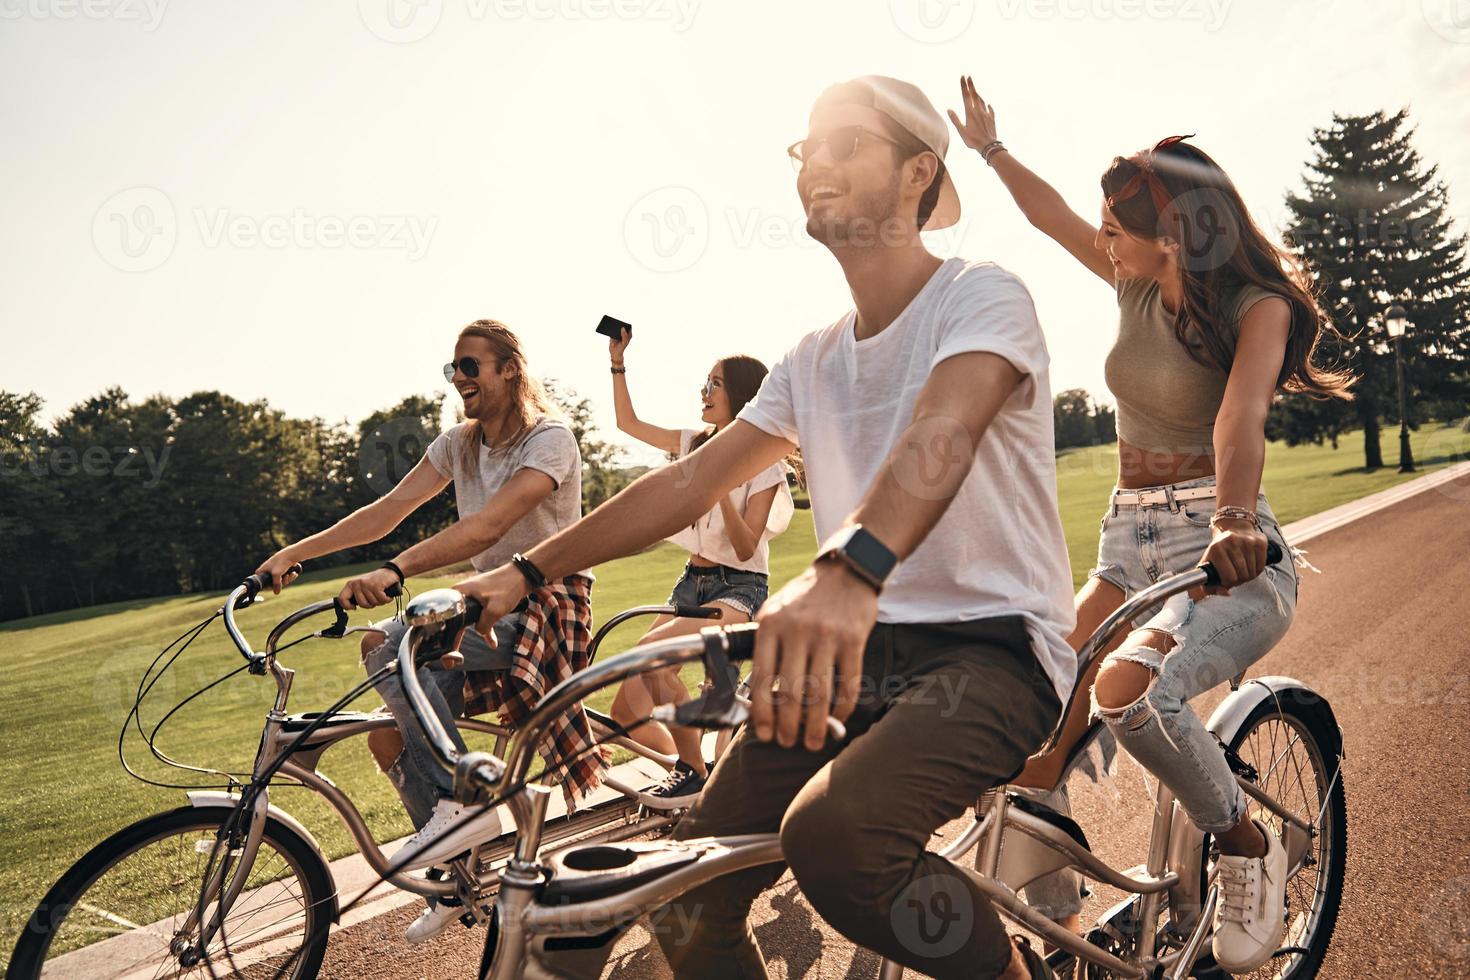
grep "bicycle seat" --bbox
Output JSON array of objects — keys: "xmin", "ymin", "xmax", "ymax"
[
  {"xmin": 1007, "ymin": 792, "xmax": 1091, "ymax": 852},
  {"xmin": 541, "ymin": 841, "xmax": 704, "ymax": 904}
]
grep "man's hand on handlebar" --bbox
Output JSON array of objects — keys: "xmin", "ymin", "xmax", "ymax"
[
  {"xmin": 749, "ymin": 559, "xmax": 877, "ymax": 752},
  {"xmin": 339, "ymin": 567, "xmax": 402, "ymax": 611},
  {"xmin": 454, "ymin": 564, "xmax": 528, "ymax": 645},
  {"xmin": 254, "ymin": 554, "xmax": 303, "ymax": 595}
]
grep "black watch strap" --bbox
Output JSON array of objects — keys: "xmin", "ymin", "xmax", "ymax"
[
  {"xmin": 511, "ymin": 553, "xmax": 547, "ymax": 590},
  {"xmin": 816, "ymin": 525, "xmax": 897, "ymax": 593}
]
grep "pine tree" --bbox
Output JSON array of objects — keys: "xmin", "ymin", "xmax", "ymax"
[{"xmin": 1277, "ymin": 109, "xmax": 1470, "ymax": 469}]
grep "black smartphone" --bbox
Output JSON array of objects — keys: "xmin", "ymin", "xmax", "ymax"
[{"xmin": 595, "ymin": 315, "xmax": 631, "ymax": 340}]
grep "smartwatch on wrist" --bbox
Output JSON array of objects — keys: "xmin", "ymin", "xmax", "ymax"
[{"xmin": 815, "ymin": 525, "xmax": 897, "ymax": 593}]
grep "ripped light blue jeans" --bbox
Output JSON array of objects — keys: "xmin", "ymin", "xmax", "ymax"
[{"xmin": 1022, "ymin": 476, "xmax": 1301, "ymax": 919}]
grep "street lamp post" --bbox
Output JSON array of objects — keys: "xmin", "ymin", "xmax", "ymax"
[{"xmin": 1384, "ymin": 304, "xmax": 1415, "ymax": 473}]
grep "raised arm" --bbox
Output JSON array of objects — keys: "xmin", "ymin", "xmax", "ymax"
[
  {"xmin": 750, "ymin": 351, "xmax": 1024, "ymax": 750},
  {"xmin": 255, "ymin": 455, "xmax": 449, "ymax": 593},
  {"xmin": 457, "ymin": 420, "xmax": 794, "ymax": 624},
  {"xmin": 609, "ymin": 327, "xmax": 682, "ymax": 453},
  {"xmin": 948, "ymin": 76, "xmax": 1115, "ymax": 285}
]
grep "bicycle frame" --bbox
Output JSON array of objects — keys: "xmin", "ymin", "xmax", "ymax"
[
  {"xmin": 175, "ymin": 583, "xmax": 716, "ymax": 967},
  {"xmin": 388, "ymin": 545, "xmax": 1329, "ymax": 980}
]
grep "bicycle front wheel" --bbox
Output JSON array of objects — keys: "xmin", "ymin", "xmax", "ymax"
[
  {"xmin": 1219, "ymin": 686, "xmax": 1348, "ymax": 980},
  {"xmin": 8, "ymin": 804, "xmax": 334, "ymax": 980}
]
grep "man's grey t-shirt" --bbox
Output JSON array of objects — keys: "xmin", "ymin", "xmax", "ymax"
[{"xmin": 424, "ymin": 418, "xmax": 587, "ymax": 575}]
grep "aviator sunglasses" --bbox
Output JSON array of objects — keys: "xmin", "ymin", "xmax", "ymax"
[
  {"xmin": 786, "ymin": 125, "xmax": 903, "ymax": 171},
  {"xmin": 443, "ymin": 356, "xmax": 499, "ymax": 382}
]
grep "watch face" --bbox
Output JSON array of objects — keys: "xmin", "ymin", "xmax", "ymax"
[{"xmin": 826, "ymin": 526, "xmax": 896, "ymax": 587}]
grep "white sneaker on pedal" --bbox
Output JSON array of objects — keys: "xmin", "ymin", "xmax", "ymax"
[
  {"xmin": 1212, "ymin": 819, "xmax": 1288, "ymax": 973},
  {"xmin": 405, "ymin": 899, "xmax": 467, "ymax": 945},
  {"xmin": 396, "ymin": 799, "xmax": 503, "ymax": 872}
]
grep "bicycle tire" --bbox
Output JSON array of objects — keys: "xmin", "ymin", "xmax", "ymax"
[
  {"xmin": 7, "ymin": 804, "xmax": 334, "ymax": 980},
  {"xmin": 1210, "ymin": 687, "xmax": 1348, "ymax": 980}
]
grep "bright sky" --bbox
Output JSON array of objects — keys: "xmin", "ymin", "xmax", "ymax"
[{"xmin": 4, "ymin": 0, "xmax": 1468, "ymax": 467}]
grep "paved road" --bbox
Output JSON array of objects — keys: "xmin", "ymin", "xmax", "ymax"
[{"xmin": 314, "ymin": 472, "xmax": 1470, "ymax": 979}]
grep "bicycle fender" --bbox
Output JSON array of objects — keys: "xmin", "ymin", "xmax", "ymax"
[
  {"xmin": 1206, "ymin": 675, "xmax": 1343, "ymax": 759},
  {"xmin": 186, "ymin": 791, "xmax": 339, "ymax": 923}
]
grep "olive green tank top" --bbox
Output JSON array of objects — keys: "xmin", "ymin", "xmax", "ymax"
[{"xmin": 1104, "ymin": 277, "xmax": 1281, "ymax": 455}]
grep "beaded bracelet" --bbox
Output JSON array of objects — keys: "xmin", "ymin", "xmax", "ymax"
[{"xmin": 1210, "ymin": 506, "xmax": 1260, "ymax": 529}]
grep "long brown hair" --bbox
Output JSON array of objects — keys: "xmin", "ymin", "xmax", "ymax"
[
  {"xmin": 1101, "ymin": 137, "xmax": 1353, "ymax": 399},
  {"xmin": 690, "ymin": 355, "xmax": 769, "ymax": 451},
  {"xmin": 457, "ymin": 319, "xmax": 559, "ymax": 465}
]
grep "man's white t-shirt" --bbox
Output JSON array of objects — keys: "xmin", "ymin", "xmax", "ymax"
[{"xmin": 737, "ymin": 257, "xmax": 1077, "ymax": 699}]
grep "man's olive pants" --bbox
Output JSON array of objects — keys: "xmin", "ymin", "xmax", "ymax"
[{"xmin": 649, "ymin": 616, "xmax": 1062, "ymax": 979}]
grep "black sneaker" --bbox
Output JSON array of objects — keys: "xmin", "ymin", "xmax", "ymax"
[{"xmin": 649, "ymin": 760, "xmax": 707, "ymax": 801}]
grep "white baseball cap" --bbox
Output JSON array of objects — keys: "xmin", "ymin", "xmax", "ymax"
[{"xmin": 811, "ymin": 75, "xmax": 961, "ymax": 231}]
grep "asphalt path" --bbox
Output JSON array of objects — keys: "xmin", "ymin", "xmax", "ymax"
[{"xmin": 310, "ymin": 471, "xmax": 1470, "ymax": 979}]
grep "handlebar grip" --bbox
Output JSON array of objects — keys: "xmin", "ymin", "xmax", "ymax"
[
  {"xmin": 243, "ymin": 563, "xmax": 304, "ymax": 600},
  {"xmin": 1200, "ymin": 540, "xmax": 1285, "ymax": 588},
  {"xmin": 723, "ymin": 622, "xmax": 759, "ymax": 662},
  {"xmin": 675, "ymin": 605, "xmax": 724, "ymax": 620},
  {"xmin": 386, "ymin": 583, "xmax": 402, "ymax": 598}
]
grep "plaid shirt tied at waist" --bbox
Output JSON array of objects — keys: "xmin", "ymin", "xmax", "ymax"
[{"xmin": 461, "ymin": 574, "xmax": 607, "ymax": 810}]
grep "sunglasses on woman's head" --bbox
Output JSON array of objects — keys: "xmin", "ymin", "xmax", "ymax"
[
  {"xmin": 787, "ymin": 125, "xmax": 902, "ymax": 171},
  {"xmin": 443, "ymin": 357, "xmax": 492, "ymax": 382}
]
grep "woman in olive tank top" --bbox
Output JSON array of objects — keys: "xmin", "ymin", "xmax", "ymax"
[{"xmin": 950, "ymin": 76, "xmax": 1353, "ymax": 972}]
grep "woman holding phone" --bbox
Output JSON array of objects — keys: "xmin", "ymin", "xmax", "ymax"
[{"xmin": 605, "ymin": 326, "xmax": 793, "ymax": 802}]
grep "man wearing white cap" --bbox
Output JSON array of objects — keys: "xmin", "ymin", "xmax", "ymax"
[{"xmin": 457, "ymin": 74, "xmax": 1073, "ymax": 979}]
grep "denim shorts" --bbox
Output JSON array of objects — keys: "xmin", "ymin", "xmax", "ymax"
[{"xmin": 666, "ymin": 561, "xmax": 769, "ymax": 617}]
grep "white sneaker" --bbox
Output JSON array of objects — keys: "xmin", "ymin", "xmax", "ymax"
[
  {"xmin": 405, "ymin": 899, "xmax": 467, "ymax": 945},
  {"xmin": 396, "ymin": 799, "xmax": 503, "ymax": 872},
  {"xmin": 1212, "ymin": 819, "xmax": 1288, "ymax": 973}
]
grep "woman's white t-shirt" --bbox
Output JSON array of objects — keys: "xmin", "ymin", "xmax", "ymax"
[
  {"xmin": 665, "ymin": 429, "xmax": 793, "ymax": 574},
  {"xmin": 736, "ymin": 258, "xmax": 1077, "ymax": 700}
]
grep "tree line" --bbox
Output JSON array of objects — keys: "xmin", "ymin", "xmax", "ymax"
[{"xmin": 0, "ymin": 384, "xmax": 631, "ymax": 622}]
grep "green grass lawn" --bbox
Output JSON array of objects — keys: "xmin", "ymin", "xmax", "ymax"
[{"xmin": 1, "ymin": 420, "xmax": 1466, "ymax": 962}]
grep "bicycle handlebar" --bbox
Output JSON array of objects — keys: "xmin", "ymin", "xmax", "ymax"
[
  {"xmin": 393, "ymin": 541, "xmax": 1284, "ymax": 799},
  {"xmin": 222, "ymin": 569, "xmax": 402, "ymax": 670}
]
